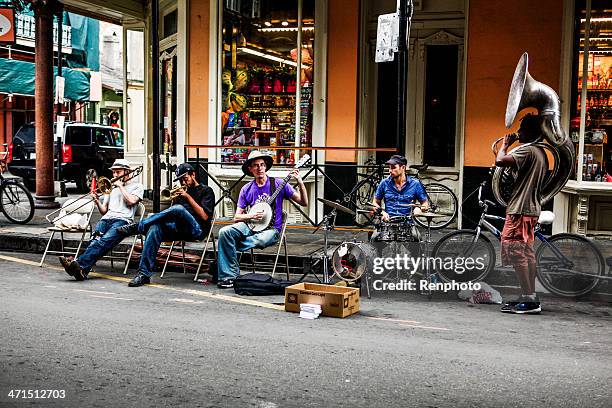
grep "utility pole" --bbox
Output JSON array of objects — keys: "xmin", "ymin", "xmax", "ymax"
[
  {"xmin": 152, "ymin": 0, "xmax": 161, "ymax": 212},
  {"xmin": 395, "ymin": 0, "xmax": 413, "ymax": 155},
  {"xmin": 32, "ymin": 0, "xmax": 60, "ymax": 208},
  {"xmin": 55, "ymin": 4, "xmax": 66, "ymax": 196}
]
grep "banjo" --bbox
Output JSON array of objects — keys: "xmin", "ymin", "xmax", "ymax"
[{"xmin": 245, "ymin": 154, "xmax": 310, "ymax": 232}]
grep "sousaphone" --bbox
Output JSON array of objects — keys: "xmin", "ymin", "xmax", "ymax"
[{"xmin": 492, "ymin": 52, "xmax": 575, "ymax": 206}]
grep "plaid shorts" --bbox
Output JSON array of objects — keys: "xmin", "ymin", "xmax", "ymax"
[{"xmin": 500, "ymin": 214, "xmax": 538, "ymax": 268}]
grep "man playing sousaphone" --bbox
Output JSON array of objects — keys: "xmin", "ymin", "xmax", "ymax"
[
  {"xmin": 215, "ymin": 150, "xmax": 308, "ymax": 289},
  {"xmin": 117, "ymin": 163, "xmax": 215, "ymax": 287},
  {"xmin": 495, "ymin": 114, "xmax": 547, "ymax": 314},
  {"xmin": 59, "ymin": 159, "xmax": 144, "ymax": 280},
  {"xmin": 369, "ymin": 154, "xmax": 429, "ymax": 241}
]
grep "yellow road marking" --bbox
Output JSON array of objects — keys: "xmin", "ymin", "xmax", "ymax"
[
  {"xmin": 0, "ymin": 255, "xmax": 41, "ymax": 267},
  {"xmin": 5, "ymin": 255, "xmax": 284, "ymax": 311},
  {"xmin": 2, "ymin": 255, "xmax": 450, "ymax": 329}
]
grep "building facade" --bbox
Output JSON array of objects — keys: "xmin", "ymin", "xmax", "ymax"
[{"xmin": 55, "ymin": 0, "xmax": 612, "ymax": 235}]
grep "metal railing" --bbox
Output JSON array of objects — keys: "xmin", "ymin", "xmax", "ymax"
[
  {"xmin": 16, "ymin": 14, "xmax": 72, "ymax": 50},
  {"xmin": 184, "ymin": 144, "xmax": 397, "ymax": 228}
]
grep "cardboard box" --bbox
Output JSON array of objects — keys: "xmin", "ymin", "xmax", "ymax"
[{"xmin": 284, "ymin": 283, "xmax": 360, "ymax": 318}]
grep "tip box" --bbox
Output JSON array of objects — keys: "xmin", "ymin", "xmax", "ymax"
[{"xmin": 284, "ymin": 283, "xmax": 360, "ymax": 318}]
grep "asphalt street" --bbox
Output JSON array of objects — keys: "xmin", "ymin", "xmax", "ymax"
[{"xmin": 1, "ymin": 251, "xmax": 611, "ymax": 408}]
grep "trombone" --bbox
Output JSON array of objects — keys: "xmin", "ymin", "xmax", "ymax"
[{"xmin": 45, "ymin": 165, "xmax": 143, "ymax": 223}]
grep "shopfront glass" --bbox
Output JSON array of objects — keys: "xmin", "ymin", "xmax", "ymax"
[
  {"xmin": 572, "ymin": 0, "xmax": 612, "ymax": 182},
  {"xmin": 220, "ymin": 0, "xmax": 314, "ymax": 165}
]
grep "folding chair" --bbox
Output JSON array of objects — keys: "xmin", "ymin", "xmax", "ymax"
[
  {"xmin": 100, "ymin": 202, "xmax": 146, "ymax": 275},
  {"xmin": 39, "ymin": 198, "xmax": 95, "ymax": 267},
  {"xmin": 241, "ymin": 211, "xmax": 290, "ymax": 280},
  {"xmin": 160, "ymin": 215, "xmax": 218, "ymax": 280}
]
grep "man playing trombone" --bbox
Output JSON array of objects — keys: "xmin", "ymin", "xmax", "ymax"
[
  {"xmin": 117, "ymin": 163, "xmax": 215, "ymax": 287},
  {"xmin": 59, "ymin": 159, "xmax": 144, "ymax": 280}
]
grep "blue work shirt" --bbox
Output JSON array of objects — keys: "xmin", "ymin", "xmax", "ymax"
[{"xmin": 374, "ymin": 176, "xmax": 428, "ymax": 218}]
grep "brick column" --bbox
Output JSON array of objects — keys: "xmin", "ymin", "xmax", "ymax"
[{"xmin": 33, "ymin": 1, "xmax": 59, "ymax": 208}]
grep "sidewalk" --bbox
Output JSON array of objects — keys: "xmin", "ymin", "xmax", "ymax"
[{"xmin": 1, "ymin": 191, "xmax": 611, "ymax": 301}]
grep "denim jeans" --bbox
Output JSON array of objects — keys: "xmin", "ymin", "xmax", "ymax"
[
  {"xmin": 137, "ymin": 205, "xmax": 205, "ymax": 278},
  {"xmin": 217, "ymin": 222, "xmax": 280, "ymax": 281},
  {"xmin": 77, "ymin": 218, "xmax": 129, "ymax": 271}
]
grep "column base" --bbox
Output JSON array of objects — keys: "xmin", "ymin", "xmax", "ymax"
[{"xmin": 34, "ymin": 195, "xmax": 60, "ymax": 209}]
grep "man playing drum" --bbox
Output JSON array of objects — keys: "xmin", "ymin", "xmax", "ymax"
[{"xmin": 370, "ymin": 154, "xmax": 429, "ymax": 241}]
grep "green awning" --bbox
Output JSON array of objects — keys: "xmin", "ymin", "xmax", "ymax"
[{"xmin": 0, "ymin": 58, "xmax": 91, "ymax": 101}]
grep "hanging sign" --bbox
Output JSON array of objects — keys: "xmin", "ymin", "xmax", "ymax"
[
  {"xmin": 375, "ymin": 12, "xmax": 399, "ymax": 63},
  {"xmin": 55, "ymin": 76, "xmax": 65, "ymax": 104},
  {"xmin": 89, "ymin": 71, "xmax": 102, "ymax": 102},
  {"xmin": 0, "ymin": 8, "xmax": 15, "ymax": 43}
]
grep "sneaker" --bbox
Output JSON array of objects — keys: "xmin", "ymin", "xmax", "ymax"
[
  {"xmin": 511, "ymin": 301, "xmax": 541, "ymax": 314},
  {"xmin": 217, "ymin": 279, "xmax": 235, "ymax": 289},
  {"xmin": 500, "ymin": 298, "xmax": 520, "ymax": 313},
  {"xmin": 117, "ymin": 223, "xmax": 140, "ymax": 237},
  {"xmin": 128, "ymin": 274, "xmax": 150, "ymax": 287}
]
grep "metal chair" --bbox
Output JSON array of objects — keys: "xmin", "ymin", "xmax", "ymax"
[
  {"xmin": 100, "ymin": 202, "xmax": 146, "ymax": 275},
  {"xmin": 160, "ymin": 215, "xmax": 218, "ymax": 280},
  {"xmin": 241, "ymin": 211, "xmax": 290, "ymax": 280},
  {"xmin": 39, "ymin": 198, "xmax": 95, "ymax": 267}
]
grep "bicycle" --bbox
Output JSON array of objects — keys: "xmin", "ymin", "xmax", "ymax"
[
  {"xmin": 342, "ymin": 158, "xmax": 384, "ymax": 226},
  {"xmin": 431, "ymin": 181, "xmax": 607, "ymax": 297},
  {"xmin": 0, "ymin": 145, "xmax": 35, "ymax": 224},
  {"xmin": 343, "ymin": 159, "xmax": 458, "ymax": 229},
  {"xmin": 409, "ymin": 164, "xmax": 458, "ymax": 230}
]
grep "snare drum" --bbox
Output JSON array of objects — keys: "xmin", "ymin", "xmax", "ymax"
[
  {"xmin": 396, "ymin": 223, "xmax": 420, "ymax": 242},
  {"xmin": 331, "ymin": 241, "xmax": 378, "ymax": 281},
  {"xmin": 375, "ymin": 222, "xmax": 397, "ymax": 241}
]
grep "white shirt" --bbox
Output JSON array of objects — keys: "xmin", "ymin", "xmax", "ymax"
[{"xmin": 100, "ymin": 182, "xmax": 144, "ymax": 221}]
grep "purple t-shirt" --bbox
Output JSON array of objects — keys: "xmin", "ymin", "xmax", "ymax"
[{"xmin": 238, "ymin": 178, "xmax": 295, "ymax": 231}]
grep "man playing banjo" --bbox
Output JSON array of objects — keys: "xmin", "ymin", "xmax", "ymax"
[{"xmin": 216, "ymin": 150, "xmax": 308, "ymax": 289}]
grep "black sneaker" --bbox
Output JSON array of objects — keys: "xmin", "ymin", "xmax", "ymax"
[
  {"xmin": 117, "ymin": 223, "xmax": 140, "ymax": 237},
  {"xmin": 128, "ymin": 274, "xmax": 151, "ymax": 287},
  {"xmin": 500, "ymin": 299, "xmax": 520, "ymax": 313},
  {"xmin": 217, "ymin": 279, "xmax": 235, "ymax": 289},
  {"xmin": 511, "ymin": 301, "xmax": 541, "ymax": 314}
]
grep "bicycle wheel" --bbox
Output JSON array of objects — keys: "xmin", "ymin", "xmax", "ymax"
[
  {"xmin": 415, "ymin": 182, "xmax": 458, "ymax": 230},
  {"xmin": 0, "ymin": 180, "xmax": 35, "ymax": 224},
  {"xmin": 353, "ymin": 178, "xmax": 378, "ymax": 227},
  {"xmin": 430, "ymin": 230, "xmax": 495, "ymax": 282},
  {"xmin": 536, "ymin": 233, "xmax": 604, "ymax": 297}
]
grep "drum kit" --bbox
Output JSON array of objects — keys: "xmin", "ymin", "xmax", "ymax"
[{"xmin": 316, "ymin": 198, "xmax": 446, "ymax": 297}]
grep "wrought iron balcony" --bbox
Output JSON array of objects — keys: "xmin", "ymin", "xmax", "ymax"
[{"xmin": 15, "ymin": 14, "xmax": 72, "ymax": 51}]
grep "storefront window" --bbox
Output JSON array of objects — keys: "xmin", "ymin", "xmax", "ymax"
[
  {"xmin": 572, "ymin": 1, "xmax": 612, "ymax": 182},
  {"xmin": 220, "ymin": 0, "xmax": 314, "ymax": 165}
]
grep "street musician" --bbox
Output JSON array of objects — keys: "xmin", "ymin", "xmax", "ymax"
[
  {"xmin": 117, "ymin": 163, "xmax": 215, "ymax": 287},
  {"xmin": 370, "ymin": 154, "xmax": 429, "ymax": 242},
  {"xmin": 59, "ymin": 159, "xmax": 144, "ymax": 280}
]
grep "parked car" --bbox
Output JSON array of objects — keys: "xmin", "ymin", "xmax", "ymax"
[{"xmin": 7, "ymin": 122, "xmax": 124, "ymax": 192}]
